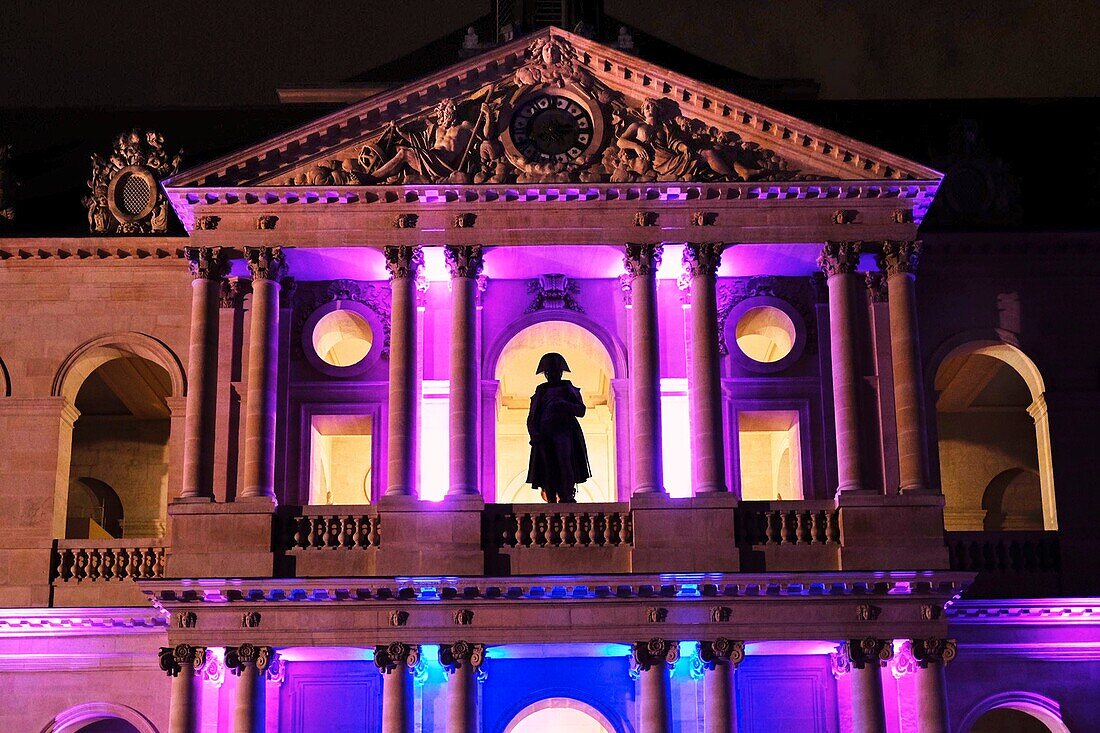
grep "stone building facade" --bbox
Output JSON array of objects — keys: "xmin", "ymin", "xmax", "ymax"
[{"xmin": 0, "ymin": 23, "xmax": 1096, "ymax": 733}]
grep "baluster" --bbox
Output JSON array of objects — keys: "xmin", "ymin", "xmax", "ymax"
[
  {"xmin": 340, "ymin": 516, "xmax": 353, "ymax": 549},
  {"xmin": 127, "ymin": 548, "xmax": 141, "ymax": 580},
  {"xmin": 534, "ymin": 513, "xmax": 548, "ymax": 547},
  {"xmin": 89, "ymin": 549, "xmax": 104, "ymax": 581},
  {"xmin": 515, "ymin": 513, "xmax": 528, "ymax": 547},
  {"xmin": 55, "ymin": 549, "xmax": 69, "ymax": 581},
  {"xmin": 825, "ymin": 510, "xmax": 838, "ymax": 544},
  {"xmin": 105, "ymin": 549, "xmax": 119, "ymax": 581},
  {"xmin": 351, "ymin": 516, "xmax": 364, "ymax": 548},
  {"xmin": 562, "ymin": 513, "xmax": 575, "ymax": 546},
  {"xmin": 291, "ymin": 516, "xmax": 305, "ymax": 548},
  {"xmin": 599, "ymin": 512, "xmax": 612, "ymax": 546},
  {"xmin": 579, "ymin": 513, "xmax": 592, "ymax": 546},
  {"xmin": 116, "ymin": 549, "xmax": 130, "ymax": 581},
  {"xmin": 154, "ymin": 548, "xmax": 166, "ymax": 577}
]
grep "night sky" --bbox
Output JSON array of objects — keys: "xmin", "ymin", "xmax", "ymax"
[{"xmin": 2, "ymin": 0, "xmax": 1099, "ymax": 108}]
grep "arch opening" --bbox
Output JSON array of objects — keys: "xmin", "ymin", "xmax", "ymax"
[
  {"xmin": 934, "ymin": 342, "xmax": 1056, "ymax": 530},
  {"xmin": 493, "ymin": 320, "xmax": 617, "ymax": 503},
  {"xmin": 504, "ymin": 697, "xmax": 615, "ymax": 733},
  {"xmin": 66, "ymin": 356, "xmax": 172, "ymax": 539}
]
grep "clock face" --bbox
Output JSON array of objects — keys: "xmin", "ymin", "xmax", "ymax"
[{"xmin": 509, "ymin": 94, "xmax": 595, "ymax": 164}]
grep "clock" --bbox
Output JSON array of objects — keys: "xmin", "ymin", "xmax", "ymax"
[{"xmin": 509, "ymin": 93, "xmax": 597, "ymax": 164}]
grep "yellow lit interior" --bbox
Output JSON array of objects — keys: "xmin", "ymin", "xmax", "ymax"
[
  {"xmin": 312, "ymin": 310, "xmax": 374, "ymax": 367},
  {"xmin": 494, "ymin": 321, "xmax": 616, "ymax": 503},
  {"xmin": 735, "ymin": 306, "xmax": 796, "ymax": 363},
  {"xmin": 738, "ymin": 410, "xmax": 802, "ymax": 500},
  {"xmin": 310, "ymin": 414, "xmax": 373, "ymax": 505}
]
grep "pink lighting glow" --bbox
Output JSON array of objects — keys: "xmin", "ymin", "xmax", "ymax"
[
  {"xmin": 419, "ymin": 380, "xmax": 450, "ymax": 501},
  {"xmin": 660, "ymin": 379, "xmax": 693, "ymax": 498}
]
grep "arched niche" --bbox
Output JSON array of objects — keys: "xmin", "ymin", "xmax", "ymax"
[
  {"xmin": 961, "ymin": 691, "xmax": 1070, "ymax": 733},
  {"xmin": 0, "ymin": 355, "xmax": 10, "ymax": 396},
  {"xmin": 490, "ymin": 317, "xmax": 620, "ymax": 503},
  {"xmin": 40, "ymin": 702, "xmax": 158, "ymax": 733},
  {"xmin": 54, "ymin": 333, "xmax": 183, "ymax": 539},
  {"xmin": 931, "ymin": 338, "xmax": 1057, "ymax": 531},
  {"xmin": 503, "ymin": 696, "xmax": 620, "ymax": 733}
]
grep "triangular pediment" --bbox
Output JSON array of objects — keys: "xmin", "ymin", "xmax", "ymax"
[{"xmin": 166, "ymin": 28, "xmax": 939, "ymax": 193}]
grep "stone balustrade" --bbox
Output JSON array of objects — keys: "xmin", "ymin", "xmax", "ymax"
[
  {"xmin": 486, "ymin": 503, "xmax": 634, "ymax": 549},
  {"xmin": 946, "ymin": 530, "xmax": 1061, "ymax": 597},
  {"xmin": 52, "ymin": 540, "xmax": 167, "ymax": 583},
  {"xmin": 282, "ymin": 507, "xmax": 382, "ymax": 551},
  {"xmin": 736, "ymin": 501, "xmax": 841, "ymax": 546}
]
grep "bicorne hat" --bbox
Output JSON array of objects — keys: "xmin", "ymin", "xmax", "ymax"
[{"xmin": 536, "ymin": 352, "xmax": 571, "ymax": 374}]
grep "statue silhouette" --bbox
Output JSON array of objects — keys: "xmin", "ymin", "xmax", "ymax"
[{"xmin": 525, "ymin": 352, "xmax": 591, "ymax": 503}]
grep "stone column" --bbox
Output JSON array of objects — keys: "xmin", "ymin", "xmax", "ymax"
[
  {"xmin": 445, "ymin": 246, "xmax": 484, "ymax": 497},
  {"xmin": 880, "ymin": 241, "xmax": 930, "ymax": 493},
  {"xmin": 160, "ymin": 644, "xmax": 206, "ymax": 733},
  {"xmin": 624, "ymin": 244, "xmax": 665, "ymax": 494},
  {"xmin": 240, "ymin": 247, "xmax": 285, "ymax": 502},
  {"xmin": 700, "ymin": 638, "xmax": 744, "ymax": 733},
  {"xmin": 440, "ymin": 641, "xmax": 484, "ymax": 733},
  {"xmin": 833, "ymin": 638, "xmax": 892, "ymax": 733},
  {"xmin": 226, "ymin": 644, "xmax": 275, "ymax": 733},
  {"xmin": 682, "ymin": 243, "xmax": 727, "ymax": 493},
  {"xmin": 632, "ymin": 638, "xmax": 679, "ymax": 733},
  {"xmin": 385, "ymin": 245, "xmax": 424, "ymax": 497},
  {"xmin": 180, "ymin": 247, "xmax": 228, "ymax": 501},
  {"xmin": 375, "ymin": 642, "xmax": 421, "ymax": 733},
  {"xmin": 819, "ymin": 242, "xmax": 866, "ymax": 495},
  {"xmin": 908, "ymin": 638, "xmax": 956, "ymax": 733}
]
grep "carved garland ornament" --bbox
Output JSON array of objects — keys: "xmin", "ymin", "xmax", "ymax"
[
  {"xmin": 283, "ymin": 36, "xmax": 808, "ymax": 187},
  {"xmin": 84, "ymin": 130, "xmax": 180, "ymax": 234}
]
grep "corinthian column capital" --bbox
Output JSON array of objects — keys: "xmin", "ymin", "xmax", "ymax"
[
  {"xmin": 699, "ymin": 638, "xmax": 745, "ymax": 669},
  {"xmin": 631, "ymin": 638, "xmax": 680, "ymax": 672},
  {"xmin": 184, "ymin": 246, "xmax": 229, "ymax": 281},
  {"xmin": 374, "ymin": 642, "xmax": 422, "ymax": 673},
  {"xmin": 438, "ymin": 641, "xmax": 485, "ymax": 672},
  {"xmin": 244, "ymin": 246, "xmax": 286, "ymax": 281},
  {"xmin": 879, "ymin": 240, "xmax": 922, "ymax": 278},
  {"xmin": 384, "ymin": 245, "xmax": 424, "ymax": 280},
  {"xmin": 818, "ymin": 241, "xmax": 861, "ymax": 278},
  {"xmin": 444, "ymin": 245, "xmax": 484, "ymax": 279},
  {"xmin": 224, "ymin": 644, "xmax": 276, "ymax": 675},
  {"xmin": 623, "ymin": 243, "xmax": 664, "ymax": 278},
  {"xmin": 159, "ymin": 644, "xmax": 207, "ymax": 677},
  {"xmin": 681, "ymin": 242, "xmax": 725, "ymax": 279}
]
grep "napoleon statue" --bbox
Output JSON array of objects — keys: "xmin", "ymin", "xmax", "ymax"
[{"xmin": 526, "ymin": 353, "xmax": 592, "ymax": 503}]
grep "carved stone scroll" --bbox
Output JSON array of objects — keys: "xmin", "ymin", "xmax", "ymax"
[
  {"xmin": 159, "ymin": 644, "xmax": 207, "ymax": 677},
  {"xmin": 84, "ymin": 130, "xmax": 180, "ymax": 234},
  {"xmin": 699, "ymin": 638, "xmax": 745, "ymax": 669},
  {"xmin": 438, "ymin": 641, "xmax": 485, "ymax": 672}
]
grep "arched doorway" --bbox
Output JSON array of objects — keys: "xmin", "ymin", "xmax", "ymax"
[
  {"xmin": 493, "ymin": 320, "xmax": 617, "ymax": 503},
  {"xmin": 504, "ymin": 698, "xmax": 616, "ymax": 733},
  {"xmin": 65, "ymin": 355, "xmax": 174, "ymax": 538},
  {"xmin": 933, "ymin": 342, "xmax": 1056, "ymax": 530},
  {"xmin": 40, "ymin": 701, "xmax": 157, "ymax": 733},
  {"xmin": 962, "ymin": 693, "xmax": 1070, "ymax": 733}
]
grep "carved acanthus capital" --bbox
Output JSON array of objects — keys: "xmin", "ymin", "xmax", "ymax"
[
  {"xmin": 374, "ymin": 642, "xmax": 422, "ymax": 674},
  {"xmin": 444, "ymin": 245, "xmax": 484, "ymax": 279},
  {"xmin": 681, "ymin": 243, "xmax": 725, "ymax": 280},
  {"xmin": 818, "ymin": 241, "xmax": 861, "ymax": 278},
  {"xmin": 159, "ymin": 643, "xmax": 207, "ymax": 677},
  {"xmin": 623, "ymin": 244, "xmax": 663, "ymax": 279},
  {"xmin": 840, "ymin": 638, "xmax": 894, "ymax": 670},
  {"xmin": 631, "ymin": 638, "xmax": 680, "ymax": 672},
  {"xmin": 699, "ymin": 638, "xmax": 745, "ymax": 669},
  {"xmin": 184, "ymin": 246, "xmax": 229, "ymax": 281},
  {"xmin": 220, "ymin": 277, "xmax": 250, "ymax": 309},
  {"xmin": 910, "ymin": 638, "xmax": 957, "ymax": 667},
  {"xmin": 879, "ymin": 240, "xmax": 922, "ymax": 278},
  {"xmin": 224, "ymin": 644, "xmax": 275, "ymax": 675},
  {"xmin": 245, "ymin": 246, "xmax": 286, "ymax": 281},
  {"xmin": 438, "ymin": 641, "xmax": 485, "ymax": 672},
  {"xmin": 384, "ymin": 245, "xmax": 424, "ymax": 281}
]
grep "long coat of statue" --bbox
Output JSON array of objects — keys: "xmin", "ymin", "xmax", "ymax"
[{"xmin": 525, "ymin": 379, "xmax": 592, "ymax": 497}]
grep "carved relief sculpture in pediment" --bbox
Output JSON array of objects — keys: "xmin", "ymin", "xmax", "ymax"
[
  {"xmin": 282, "ymin": 35, "xmax": 807, "ymax": 187},
  {"xmin": 84, "ymin": 130, "xmax": 181, "ymax": 234}
]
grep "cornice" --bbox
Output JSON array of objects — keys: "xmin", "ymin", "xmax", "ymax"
[
  {"xmin": 946, "ymin": 598, "xmax": 1100, "ymax": 624},
  {"xmin": 0, "ymin": 607, "xmax": 169, "ymax": 636},
  {"xmin": 164, "ymin": 27, "xmax": 940, "ymax": 195}
]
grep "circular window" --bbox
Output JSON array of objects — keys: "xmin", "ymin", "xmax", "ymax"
[
  {"xmin": 107, "ymin": 165, "xmax": 157, "ymax": 222},
  {"xmin": 312, "ymin": 310, "xmax": 373, "ymax": 367},
  {"xmin": 736, "ymin": 306, "xmax": 796, "ymax": 363}
]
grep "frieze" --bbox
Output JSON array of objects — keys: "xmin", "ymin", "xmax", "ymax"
[{"xmin": 85, "ymin": 130, "xmax": 180, "ymax": 234}]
